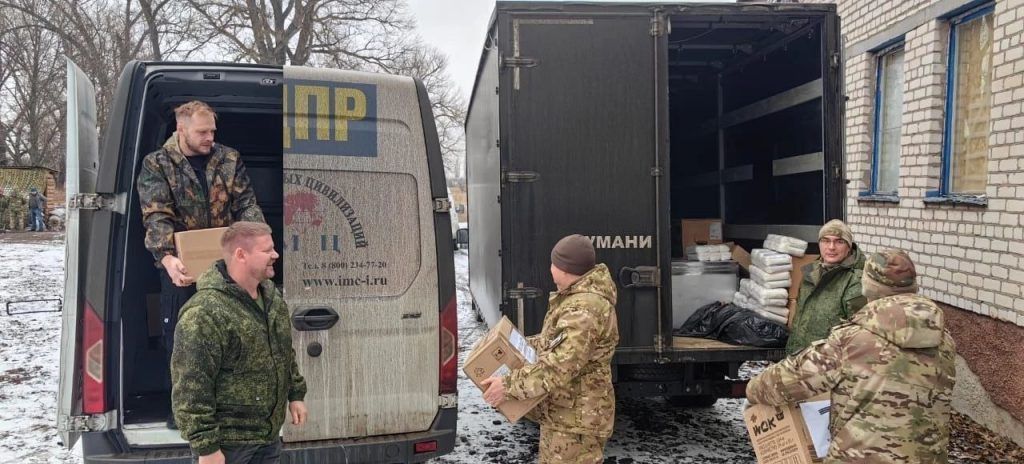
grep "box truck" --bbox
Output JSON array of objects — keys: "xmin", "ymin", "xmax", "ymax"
[{"xmin": 466, "ymin": 1, "xmax": 844, "ymax": 404}]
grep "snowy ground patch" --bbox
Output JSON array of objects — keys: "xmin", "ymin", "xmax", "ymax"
[{"xmin": 0, "ymin": 234, "xmax": 82, "ymax": 463}]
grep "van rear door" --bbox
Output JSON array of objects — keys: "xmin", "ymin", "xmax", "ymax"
[
  {"xmin": 57, "ymin": 59, "xmax": 105, "ymax": 449},
  {"xmin": 281, "ymin": 67, "xmax": 441, "ymax": 441}
]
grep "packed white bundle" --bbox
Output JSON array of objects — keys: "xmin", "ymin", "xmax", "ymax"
[
  {"xmin": 733, "ymin": 292, "xmax": 790, "ymax": 324},
  {"xmin": 686, "ymin": 244, "xmax": 732, "ymax": 262},
  {"xmin": 751, "ymin": 249, "xmax": 793, "ymax": 272},
  {"xmin": 764, "ymin": 234, "xmax": 808, "ymax": 257},
  {"xmin": 752, "ymin": 308, "xmax": 788, "ymax": 325},
  {"xmin": 759, "ymin": 305, "xmax": 789, "ymax": 317},
  {"xmin": 740, "ymin": 279, "xmax": 789, "ymax": 306},
  {"xmin": 750, "ymin": 265, "xmax": 791, "ymax": 286},
  {"xmin": 751, "ymin": 272, "xmax": 791, "ymax": 289}
]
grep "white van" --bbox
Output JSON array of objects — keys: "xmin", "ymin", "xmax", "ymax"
[{"xmin": 59, "ymin": 60, "xmax": 458, "ymax": 462}]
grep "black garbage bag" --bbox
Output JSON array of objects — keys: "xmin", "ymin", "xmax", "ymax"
[
  {"xmin": 675, "ymin": 302, "xmax": 788, "ymax": 348},
  {"xmin": 675, "ymin": 301, "xmax": 742, "ymax": 337},
  {"xmin": 716, "ymin": 309, "xmax": 789, "ymax": 348}
]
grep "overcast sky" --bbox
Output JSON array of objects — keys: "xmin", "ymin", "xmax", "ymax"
[{"xmin": 406, "ymin": 1, "xmax": 729, "ymax": 102}]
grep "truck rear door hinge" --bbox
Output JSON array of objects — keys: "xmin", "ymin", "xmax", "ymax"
[
  {"xmin": 831, "ymin": 52, "xmax": 841, "ymax": 68},
  {"xmin": 650, "ymin": 167, "xmax": 663, "ymax": 177},
  {"xmin": 433, "ymin": 197, "xmax": 452, "ymax": 213},
  {"xmin": 650, "ymin": 11, "xmax": 668, "ymax": 36},
  {"xmin": 502, "ymin": 170, "xmax": 540, "ymax": 184},
  {"xmin": 505, "ymin": 287, "xmax": 543, "ymax": 300},
  {"xmin": 502, "ymin": 57, "xmax": 538, "ymax": 68}
]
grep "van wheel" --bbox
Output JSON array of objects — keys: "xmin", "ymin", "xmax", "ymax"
[
  {"xmin": 666, "ymin": 395, "xmax": 718, "ymax": 408},
  {"xmin": 452, "ymin": 238, "xmax": 459, "ymax": 250}
]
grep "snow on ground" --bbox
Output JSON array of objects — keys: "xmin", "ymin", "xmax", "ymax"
[{"xmin": 0, "ymin": 234, "xmax": 82, "ymax": 463}]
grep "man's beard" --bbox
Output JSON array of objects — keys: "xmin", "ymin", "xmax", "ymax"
[{"xmin": 185, "ymin": 136, "xmax": 211, "ymax": 155}]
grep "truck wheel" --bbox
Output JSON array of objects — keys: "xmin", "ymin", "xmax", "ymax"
[
  {"xmin": 620, "ymin": 364, "xmax": 682, "ymax": 382},
  {"xmin": 666, "ymin": 395, "xmax": 718, "ymax": 408}
]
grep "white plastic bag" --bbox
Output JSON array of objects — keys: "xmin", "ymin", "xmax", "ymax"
[
  {"xmin": 740, "ymin": 279, "xmax": 790, "ymax": 306},
  {"xmin": 751, "ymin": 249, "xmax": 793, "ymax": 270},
  {"xmin": 764, "ymin": 234, "xmax": 809, "ymax": 257}
]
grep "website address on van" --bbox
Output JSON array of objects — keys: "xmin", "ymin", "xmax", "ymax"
[{"xmin": 302, "ymin": 275, "xmax": 388, "ymax": 287}]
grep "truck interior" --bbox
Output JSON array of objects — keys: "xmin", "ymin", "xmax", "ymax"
[
  {"xmin": 667, "ymin": 13, "xmax": 829, "ymax": 258},
  {"xmin": 118, "ymin": 70, "xmax": 284, "ymax": 431}
]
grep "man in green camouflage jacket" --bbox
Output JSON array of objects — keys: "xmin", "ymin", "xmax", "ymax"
[
  {"xmin": 172, "ymin": 222, "xmax": 306, "ymax": 464},
  {"xmin": 481, "ymin": 234, "xmax": 619, "ymax": 464},
  {"xmin": 137, "ymin": 100, "xmax": 264, "ymax": 427},
  {"xmin": 787, "ymin": 219, "xmax": 868, "ymax": 354},
  {"xmin": 747, "ymin": 249, "xmax": 956, "ymax": 463}
]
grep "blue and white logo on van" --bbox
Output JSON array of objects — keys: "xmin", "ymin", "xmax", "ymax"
[{"xmin": 284, "ymin": 80, "xmax": 378, "ymax": 157}]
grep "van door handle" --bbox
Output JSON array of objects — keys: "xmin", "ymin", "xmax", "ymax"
[{"xmin": 292, "ymin": 307, "xmax": 339, "ymax": 331}]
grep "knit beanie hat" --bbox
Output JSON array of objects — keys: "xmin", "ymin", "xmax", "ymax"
[
  {"xmin": 862, "ymin": 248, "xmax": 919, "ymax": 301},
  {"xmin": 819, "ymin": 219, "xmax": 854, "ymax": 244},
  {"xmin": 551, "ymin": 234, "xmax": 596, "ymax": 276}
]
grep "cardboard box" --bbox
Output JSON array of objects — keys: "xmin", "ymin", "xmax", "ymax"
[
  {"xmin": 744, "ymin": 400, "xmax": 828, "ymax": 464},
  {"xmin": 727, "ymin": 242, "xmax": 752, "ymax": 272},
  {"xmin": 463, "ymin": 316, "xmax": 546, "ymax": 422},
  {"xmin": 146, "ymin": 293, "xmax": 161, "ymax": 337},
  {"xmin": 787, "ymin": 254, "xmax": 819, "ymax": 326},
  {"xmin": 681, "ymin": 219, "xmax": 723, "ymax": 248},
  {"xmin": 173, "ymin": 227, "xmax": 228, "ymax": 278}
]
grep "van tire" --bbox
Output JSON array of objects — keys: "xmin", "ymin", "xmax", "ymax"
[{"xmin": 666, "ymin": 395, "xmax": 718, "ymax": 408}]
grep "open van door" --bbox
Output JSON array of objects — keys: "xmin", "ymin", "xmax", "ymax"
[
  {"xmin": 280, "ymin": 66, "xmax": 446, "ymax": 441},
  {"xmin": 57, "ymin": 59, "xmax": 101, "ymax": 449}
]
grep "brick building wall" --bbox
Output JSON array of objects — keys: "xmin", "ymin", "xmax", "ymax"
[{"xmin": 803, "ymin": 0, "xmax": 1024, "ymax": 326}]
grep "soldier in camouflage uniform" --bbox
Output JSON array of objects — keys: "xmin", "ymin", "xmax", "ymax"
[
  {"xmin": 481, "ymin": 234, "xmax": 619, "ymax": 464},
  {"xmin": 787, "ymin": 219, "xmax": 867, "ymax": 355},
  {"xmin": 747, "ymin": 249, "xmax": 956, "ymax": 463},
  {"xmin": 137, "ymin": 100, "xmax": 264, "ymax": 428},
  {"xmin": 172, "ymin": 222, "xmax": 306, "ymax": 464}
]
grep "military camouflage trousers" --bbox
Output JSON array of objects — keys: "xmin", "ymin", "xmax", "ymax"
[{"xmin": 539, "ymin": 428, "xmax": 607, "ymax": 464}]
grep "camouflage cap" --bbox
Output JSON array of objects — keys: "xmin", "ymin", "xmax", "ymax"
[
  {"xmin": 864, "ymin": 249, "xmax": 916, "ymax": 288},
  {"xmin": 818, "ymin": 219, "xmax": 853, "ymax": 244}
]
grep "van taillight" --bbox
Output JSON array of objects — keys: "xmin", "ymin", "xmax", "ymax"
[
  {"xmin": 82, "ymin": 301, "xmax": 106, "ymax": 414},
  {"xmin": 439, "ymin": 296, "xmax": 458, "ymax": 394}
]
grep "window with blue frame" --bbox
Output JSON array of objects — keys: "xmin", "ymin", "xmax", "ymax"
[
  {"xmin": 866, "ymin": 43, "xmax": 905, "ymax": 197},
  {"xmin": 937, "ymin": 4, "xmax": 994, "ymax": 198}
]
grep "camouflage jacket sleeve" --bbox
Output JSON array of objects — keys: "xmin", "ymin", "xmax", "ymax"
[
  {"xmin": 524, "ymin": 333, "xmax": 544, "ymax": 352},
  {"xmin": 746, "ymin": 333, "xmax": 844, "ymax": 406},
  {"xmin": 230, "ymin": 157, "xmax": 265, "ymax": 223},
  {"xmin": 171, "ymin": 307, "xmax": 226, "ymax": 456},
  {"xmin": 137, "ymin": 154, "xmax": 178, "ymax": 261},
  {"xmin": 841, "ymin": 270, "xmax": 868, "ymax": 319},
  {"xmin": 503, "ymin": 304, "xmax": 598, "ymax": 400}
]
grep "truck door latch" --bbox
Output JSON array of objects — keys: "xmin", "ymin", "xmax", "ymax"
[
  {"xmin": 619, "ymin": 266, "xmax": 661, "ymax": 288},
  {"xmin": 505, "ymin": 287, "xmax": 543, "ymax": 300}
]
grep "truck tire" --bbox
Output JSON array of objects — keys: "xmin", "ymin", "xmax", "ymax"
[
  {"xmin": 666, "ymin": 394, "xmax": 718, "ymax": 408},
  {"xmin": 620, "ymin": 364, "xmax": 683, "ymax": 382}
]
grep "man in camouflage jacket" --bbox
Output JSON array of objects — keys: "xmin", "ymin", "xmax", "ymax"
[
  {"xmin": 481, "ymin": 234, "xmax": 619, "ymax": 464},
  {"xmin": 172, "ymin": 222, "xmax": 306, "ymax": 464},
  {"xmin": 787, "ymin": 219, "xmax": 867, "ymax": 354},
  {"xmin": 747, "ymin": 249, "xmax": 956, "ymax": 463},
  {"xmin": 137, "ymin": 100, "xmax": 264, "ymax": 427}
]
